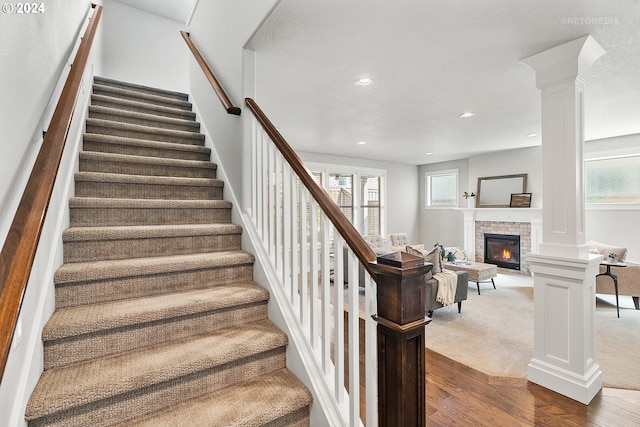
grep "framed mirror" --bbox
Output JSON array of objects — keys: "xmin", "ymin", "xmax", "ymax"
[{"xmin": 476, "ymin": 174, "xmax": 527, "ymax": 208}]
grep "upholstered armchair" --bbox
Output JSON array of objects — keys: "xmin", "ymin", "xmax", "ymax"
[
  {"xmin": 363, "ymin": 234, "xmax": 390, "ymax": 256},
  {"xmin": 388, "ymin": 233, "xmax": 424, "ymax": 253}
]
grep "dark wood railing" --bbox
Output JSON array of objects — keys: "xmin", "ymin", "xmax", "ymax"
[
  {"xmin": 244, "ymin": 98, "xmax": 378, "ymax": 278},
  {"xmin": 180, "ymin": 31, "xmax": 241, "ymax": 116},
  {"xmin": 0, "ymin": 4, "xmax": 103, "ymax": 381}
]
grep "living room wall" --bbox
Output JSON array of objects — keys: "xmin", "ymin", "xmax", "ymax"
[
  {"xmin": 419, "ymin": 147, "xmax": 542, "ymax": 253},
  {"xmin": 420, "ymin": 138, "xmax": 640, "ymax": 263},
  {"xmin": 299, "ymin": 152, "xmax": 420, "ymax": 242},
  {"xmin": 418, "ymin": 158, "xmax": 469, "ymax": 249},
  {"xmin": 468, "ymin": 146, "xmax": 542, "ymax": 209}
]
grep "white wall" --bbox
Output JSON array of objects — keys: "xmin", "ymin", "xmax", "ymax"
[
  {"xmin": 102, "ymin": 0, "xmax": 188, "ymax": 92},
  {"xmin": 418, "ymin": 158, "xmax": 469, "ymax": 248},
  {"xmin": 0, "ymin": 0, "xmax": 94, "ymax": 247},
  {"xmin": 0, "ymin": 3, "xmax": 102, "ymax": 426},
  {"xmin": 299, "ymin": 152, "xmax": 420, "ymax": 241},
  {"xmin": 469, "ymin": 146, "xmax": 542, "ymax": 208},
  {"xmin": 187, "ymin": 0, "xmax": 279, "ymax": 204}
]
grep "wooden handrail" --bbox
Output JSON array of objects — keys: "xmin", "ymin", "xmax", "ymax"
[
  {"xmin": 245, "ymin": 98, "xmax": 378, "ymax": 280},
  {"xmin": 181, "ymin": 31, "xmax": 241, "ymax": 116},
  {"xmin": 0, "ymin": 4, "xmax": 102, "ymax": 381}
]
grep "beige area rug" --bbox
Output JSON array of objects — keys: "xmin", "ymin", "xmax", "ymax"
[{"xmin": 425, "ymin": 273, "xmax": 640, "ymax": 390}]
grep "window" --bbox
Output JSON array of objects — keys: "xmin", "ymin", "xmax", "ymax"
[
  {"xmin": 425, "ymin": 169, "xmax": 458, "ymax": 207},
  {"xmin": 328, "ymin": 173, "xmax": 354, "ymax": 222},
  {"xmin": 309, "ymin": 163, "xmax": 385, "ymax": 235},
  {"xmin": 585, "ymin": 155, "xmax": 640, "ymax": 204},
  {"xmin": 359, "ymin": 175, "xmax": 381, "ymax": 236}
]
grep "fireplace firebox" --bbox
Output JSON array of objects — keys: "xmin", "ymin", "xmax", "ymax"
[{"xmin": 484, "ymin": 233, "xmax": 520, "ymax": 270}]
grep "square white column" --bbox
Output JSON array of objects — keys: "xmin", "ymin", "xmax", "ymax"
[{"xmin": 521, "ymin": 35, "xmax": 606, "ymax": 404}]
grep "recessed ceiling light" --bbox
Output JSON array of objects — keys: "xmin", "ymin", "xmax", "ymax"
[
  {"xmin": 458, "ymin": 112, "xmax": 475, "ymax": 118},
  {"xmin": 358, "ymin": 141, "xmax": 367, "ymax": 145},
  {"xmin": 425, "ymin": 152, "xmax": 433, "ymax": 156},
  {"xmin": 355, "ymin": 78, "xmax": 374, "ymax": 87},
  {"xmin": 526, "ymin": 133, "xmax": 539, "ymax": 138}
]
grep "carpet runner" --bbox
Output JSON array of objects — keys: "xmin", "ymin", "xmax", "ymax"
[{"xmin": 25, "ymin": 76, "xmax": 312, "ymax": 427}]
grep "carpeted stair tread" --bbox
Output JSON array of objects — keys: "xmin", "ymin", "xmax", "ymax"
[
  {"xmin": 62, "ymin": 222, "xmax": 242, "ymax": 262},
  {"xmin": 88, "ymin": 105, "xmax": 200, "ymax": 132},
  {"xmin": 86, "ymin": 118, "xmax": 205, "ymax": 145},
  {"xmin": 69, "ymin": 197, "xmax": 233, "ymax": 227},
  {"xmin": 82, "ymin": 133, "xmax": 210, "ymax": 161},
  {"xmin": 63, "ymin": 223, "xmax": 241, "ymax": 242},
  {"xmin": 26, "ymin": 320, "xmax": 288, "ymax": 422},
  {"xmin": 74, "ymin": 171, "xmax": 223, "ymax": 187},
  {"xmin": 90, "ymin": 94, "xmax": 196, "ymax": 121},
  {"xmin": 69, "ymin": 196, "xmax": 232, "ymax": 209},
  {"xmin": 123, "ymin": 368, "xmax": 312, "ymax": 427},
  {"xmin": 42, "ymin": 282, "xmax": 268, "ymax": 341},
  {"xmin": 79, "ymin": 151, "xmax": 217, "ymax": 178},
  {"xmin": 93, "ymin": 84, "xmax": 193, "ymax": 110},
  {"xmin": 54, "ymin": 250, "xmax": 254, "ymax": 285},
  {"xmin": 94, "ymin": 76, "xmax": 189, "ymax": 101}
]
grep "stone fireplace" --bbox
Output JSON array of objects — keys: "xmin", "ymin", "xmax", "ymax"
[
  {"xmin": 460, "ymin": 208, "xmax": 541, "ymax": 275},
  {"xmin": 476, "ymin": 221, "xmax": 531, "ymax": 274}
]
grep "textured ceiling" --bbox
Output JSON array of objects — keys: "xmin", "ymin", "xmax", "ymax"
[
  {"xmin": 114, "ymin": 0, "xmax": 196, "ymax": 24},
  {"xmin": 247, "ymin": 0, "xmax": 640, "ymax": 165}
]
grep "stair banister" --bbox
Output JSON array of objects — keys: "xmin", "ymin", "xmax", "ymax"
[
  {"xmin": 180, "ymin": 31, "xmax": 242, "ymax": 115},
  {"xmin": 183, "ymin": 28, "xmax": 430, "ymax": 426},
  {"xmin": 0, "ymin": 3, "xmax": 103, "ymax": 382},
  {"xmin": 244, "ymin": 98, "xmax": 378, "ymax": 274}
]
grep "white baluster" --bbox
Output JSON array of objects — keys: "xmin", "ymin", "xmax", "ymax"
[
  {"xmin": 274, "ymin": 154, "xmax": 283, "ymax": 276},
  {"xmin": 321, "ymin": 217, "xmax": 332, "ymax": 374},
  {"xmin": 268, "ymin": 145, "xmax": 277, "ymax": 260},
  {"xmin": 309, "ymin": 198, "xmax": 320, "ymax": 350},
  {"xmin": 333, "ymin": 233, "xmax": 345, "ymax": 403},
  {"xmin": 250, "ymin": 118, "xmax": 257, "ymax": 223},
  {"xmin": 254, "ymin": 127, "xmax": 263, "ymax": 236},
  {"xmin": 261, "ymin": 133, "xmax": 269, "ymax": 242},
  {"xmin": 283, "ymin": 165, "xmax": 293, "ymax": 297},
  {"xmin": 347, "ymin": 251, "xmax": 360, "ymax": 426},
  {"xmin": 299, "ymin": 185, "xmax": 309, "ymax": 333},
  {"xmin": 290, "ymin": 177, "xmax": 300, "ymax": 309},
  {"xmin": 365, "ymin": 274, "xmax": 378, "ymax": 427}
]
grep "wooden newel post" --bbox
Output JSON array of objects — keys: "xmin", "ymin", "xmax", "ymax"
[{"xmin": 371, "ymin": 252, "xmax": 432, "ymax": 427}]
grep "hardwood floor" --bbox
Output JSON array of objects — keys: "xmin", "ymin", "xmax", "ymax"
[
  {"xmin": 424, "ymin": 348, "xmax": 640, "ymax": 427},
  {"xmin": 344, "ymin": 290, "xmax": 640, "ymax": 426}
]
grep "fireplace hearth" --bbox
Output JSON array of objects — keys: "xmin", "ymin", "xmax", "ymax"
[{"xmin": 484, "ymin": 233, "xmax": 520, "ymax": 270}]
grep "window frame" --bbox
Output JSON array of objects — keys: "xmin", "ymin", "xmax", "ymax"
[
  {"xmin": 308, "ymin": 162, "xmax": 386, "ymax": 236},
  {"xmin": 425, "ymin": 168, "xmax": 459, "ymax": 208}
]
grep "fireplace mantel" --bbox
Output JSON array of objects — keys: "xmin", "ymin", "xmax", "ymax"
[
  {"xmin": 457, "ymin": 207, "xmax": 542, "ymax": 223},
  {"xmin": 457, "ymin": 208, "xmax": 542, "ymax": 272}
]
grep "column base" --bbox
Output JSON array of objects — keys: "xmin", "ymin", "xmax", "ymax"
[
  {"xmin": 528, "ymin": 357, "xmax": 602, "ymax": 404},
  {"xmin": 527, "ymin": 253, "xmax": 602, "ymax": 405}
]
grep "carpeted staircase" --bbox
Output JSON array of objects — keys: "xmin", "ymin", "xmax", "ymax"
[{"xmin": 25, "ymin": 77, "xmax": 312, "ymax": 427}]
